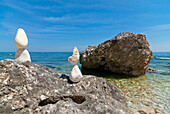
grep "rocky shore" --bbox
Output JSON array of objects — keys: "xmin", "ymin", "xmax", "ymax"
[
  {"xmin": 82, "ymin": 68, "xmax": 165, "ymax": 114},
  {"xmin": 0, "ymin": 59, "xmax": 129, "ymax": 114}
]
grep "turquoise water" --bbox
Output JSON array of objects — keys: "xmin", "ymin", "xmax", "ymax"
[
  {"xmin": 0, "ymin": 52, "xmax": 170, "ymax": 113},
  {"xmin": 0, "ymin": 52, "xmax": 81, "ymax": 74},
  {"xmin": 146, "ymin": 52, "xmax": 170, "ymax": 113}
]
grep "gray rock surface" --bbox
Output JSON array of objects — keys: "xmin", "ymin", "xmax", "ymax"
[
  {"xmin": 80, "ymin": 32, "xmax": 152, "ymax": 76},
  {"xmin": 0, "ymin": 59, "xmax": 129, "ymax": 114}
]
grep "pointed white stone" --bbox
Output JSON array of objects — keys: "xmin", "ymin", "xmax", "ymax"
[
  {"xmin": 15, "ymin": 49, "xmax": 31, "ymax": 65},
  {"xmin": 68, "ymin": 47, "xmax": 79, "ymax": 65},
  {"xmin": 15, "ymin": 28, "xmax": 28, "ymax": 49},
  {"xmin": 70, "ymin": 65, "xmax": 83, "ymax": 82}
]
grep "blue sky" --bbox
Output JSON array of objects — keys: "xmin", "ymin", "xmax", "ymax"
[{"xmin": 0, "ymin": 0, "xmax": 170, "ymax": 52}]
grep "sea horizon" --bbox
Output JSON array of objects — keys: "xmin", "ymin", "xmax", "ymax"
[{"xmin": 1, "ymin": 51, "xmax": 170, "ymax": 53}]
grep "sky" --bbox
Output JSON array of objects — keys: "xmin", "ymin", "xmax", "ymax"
[{"xmin": 0, "ymin": 0, "xmax": 170, "ymax": 52}]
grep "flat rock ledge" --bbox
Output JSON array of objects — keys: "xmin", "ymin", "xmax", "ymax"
[
  {"xmin": 80, "ymin": 32, "xmax": 152, "ymax": 76},
  {"xmin": 0, "ymin": 59, "xmax": 129, "ymax": 114}
]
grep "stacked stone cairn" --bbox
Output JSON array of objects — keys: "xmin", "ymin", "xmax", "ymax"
[
  {"xmin": 68, "ymin": 47, "xmax": 83, "ymax": 82},
  {"xmin": 14, "ymin": 28, "xmax": 31, "ymax": 65}
]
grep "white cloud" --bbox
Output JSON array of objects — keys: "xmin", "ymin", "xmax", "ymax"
[
  {"xmin": 146, "ymin": 24, "xmax": 170, "ymax": 31},
  {"xmin": 43, "ymin": 12, "xmax": 126, "ymax": 25},
  {"xmin": 0, "ymin": 0, "xmax": 54, "ymax": 13},
  {"xmin": 0, "ymin": 0, "xmax": 32, "ymax": 13},
  {"xmin": 44, "ymin": 16, "xmax": 69, "ymax": 21}
]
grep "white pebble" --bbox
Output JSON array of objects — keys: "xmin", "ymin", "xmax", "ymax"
[
  {"xmin": 15, "ymin": 28, "xmax": 28, "ymax": 49},
  {"xmin": 70, "ymin": 65, "xmax": 83, "ymax": 82},
  {"xmin": 15, "ymin": 49, "xmax": 31, "ymax": 65}
]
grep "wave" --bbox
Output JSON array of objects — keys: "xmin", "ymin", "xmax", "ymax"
[{"xmin": 152, "ymin": 56, "xmax": 170, "ymax": 60}]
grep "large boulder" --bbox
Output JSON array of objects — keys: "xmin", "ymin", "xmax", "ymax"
[
  {"xmin": 80, "ymin": 32, "xmax": 152, "ymax": 76},
  {"xmin": 0, "ymin": 59, "xmax": 129, "ymax": 114}
]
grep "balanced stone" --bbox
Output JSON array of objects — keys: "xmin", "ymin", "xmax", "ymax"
[
  {"xmin": 68, "ymin": 47, "xmax": 79, "ymax": 65},
  {"xmin": 15, "ymin": 28, "xmax": 28, "ymax": 49},
  {"xmin": 70, "ymin": 65, "xmax": 83, "ymax": 82},
  {"xmin": 15, "ymin": 49, "xmax": 31, "ymax": 65}
]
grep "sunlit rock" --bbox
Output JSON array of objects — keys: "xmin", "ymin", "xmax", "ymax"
[
  {"xmin": 80, "ymin": 32, "xmax": 152, "ymax": 76},
  {"xmin": 0, "ymin": 59, "xmax": 129, "ymax": 113},
  {"xmin": 68, "ymin": 47, "xmax": 79, "ymax": 65},
  {"xmin": 15, "ymin": 28, "xmax": 28, "ymax": 49},
  {"xmin": 70, "ymin": 65, "xmax": 83, "ymax": 82},
  {"xmin": 15, "ymin": 49, "xmax": 31, "ymax": 65}
]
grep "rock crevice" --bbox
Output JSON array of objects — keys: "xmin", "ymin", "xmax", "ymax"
[{"xmin": 38, "ymin": 95, "xmax": 86, "ymax": 106}]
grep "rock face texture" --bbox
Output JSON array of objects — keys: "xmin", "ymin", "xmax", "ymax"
[
  {"xmin": 80, "ymin": 32, "xmax": 152, "ymax": 76},
  {"xmin": 0, "ymin": 59, "xmax": 129, "ymax": 114}
]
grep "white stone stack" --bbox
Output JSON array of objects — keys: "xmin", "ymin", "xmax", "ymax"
[
  {"xmin": 14, "ymin": 28, "xmax": 31, "ymax": 65},
  {"xmin": 68, "ymin": 47, "xmax": 83, "ymax": 82}
]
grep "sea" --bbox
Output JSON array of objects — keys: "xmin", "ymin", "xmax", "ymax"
[{"xmin": 0, "ymin": 52, "xmax": 169, "ymax": 113}]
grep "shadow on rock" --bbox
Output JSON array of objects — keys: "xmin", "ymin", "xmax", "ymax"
[
  {"xmin": 81, "ymin": 67, "xmax": 143, "ymax": 79},
  {"xmin": 59, "ymin": 74, "xmax": 78, "ymax": 84}
]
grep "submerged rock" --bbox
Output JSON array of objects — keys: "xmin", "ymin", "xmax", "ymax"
[
  {"xmin": 153, "ymin": 56, "xmax": 170, "ymax": 60},
  {"xmin": 80, "ymin": 32, "xmax": 152, "ymax": 76},
  {"xmin": 166, "ymin": 63, "xmax": 170, "ymax": 66},
  {"xmin": 8, "ymin": 53, "xmax": 12, "ymax": 55},
  {"xmin": 0, "ymin": 59, "xmax": 129, "ymax": 114},
  {"xmin": 146, "ymin": 68, "xmax": 158, "ymax": 72},
  {"xmin": 138, "ymin": 107, "xmax": 155, "ymax": 114}
]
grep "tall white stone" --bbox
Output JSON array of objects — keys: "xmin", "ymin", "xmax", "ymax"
[
  {"xmin": 70, "ymin": 65, "xmax": 83, "ymax": 82},
  {"xmin": 15, "ymin": 28, "xmax": 28, "ymax": 49},
  {"xmin": 15, "ymin": 49, "xmax": 31, "ymax": 65},
  {"xmin": 68, "ymin": 47, "xmax": 79, "ymax": 65}
]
